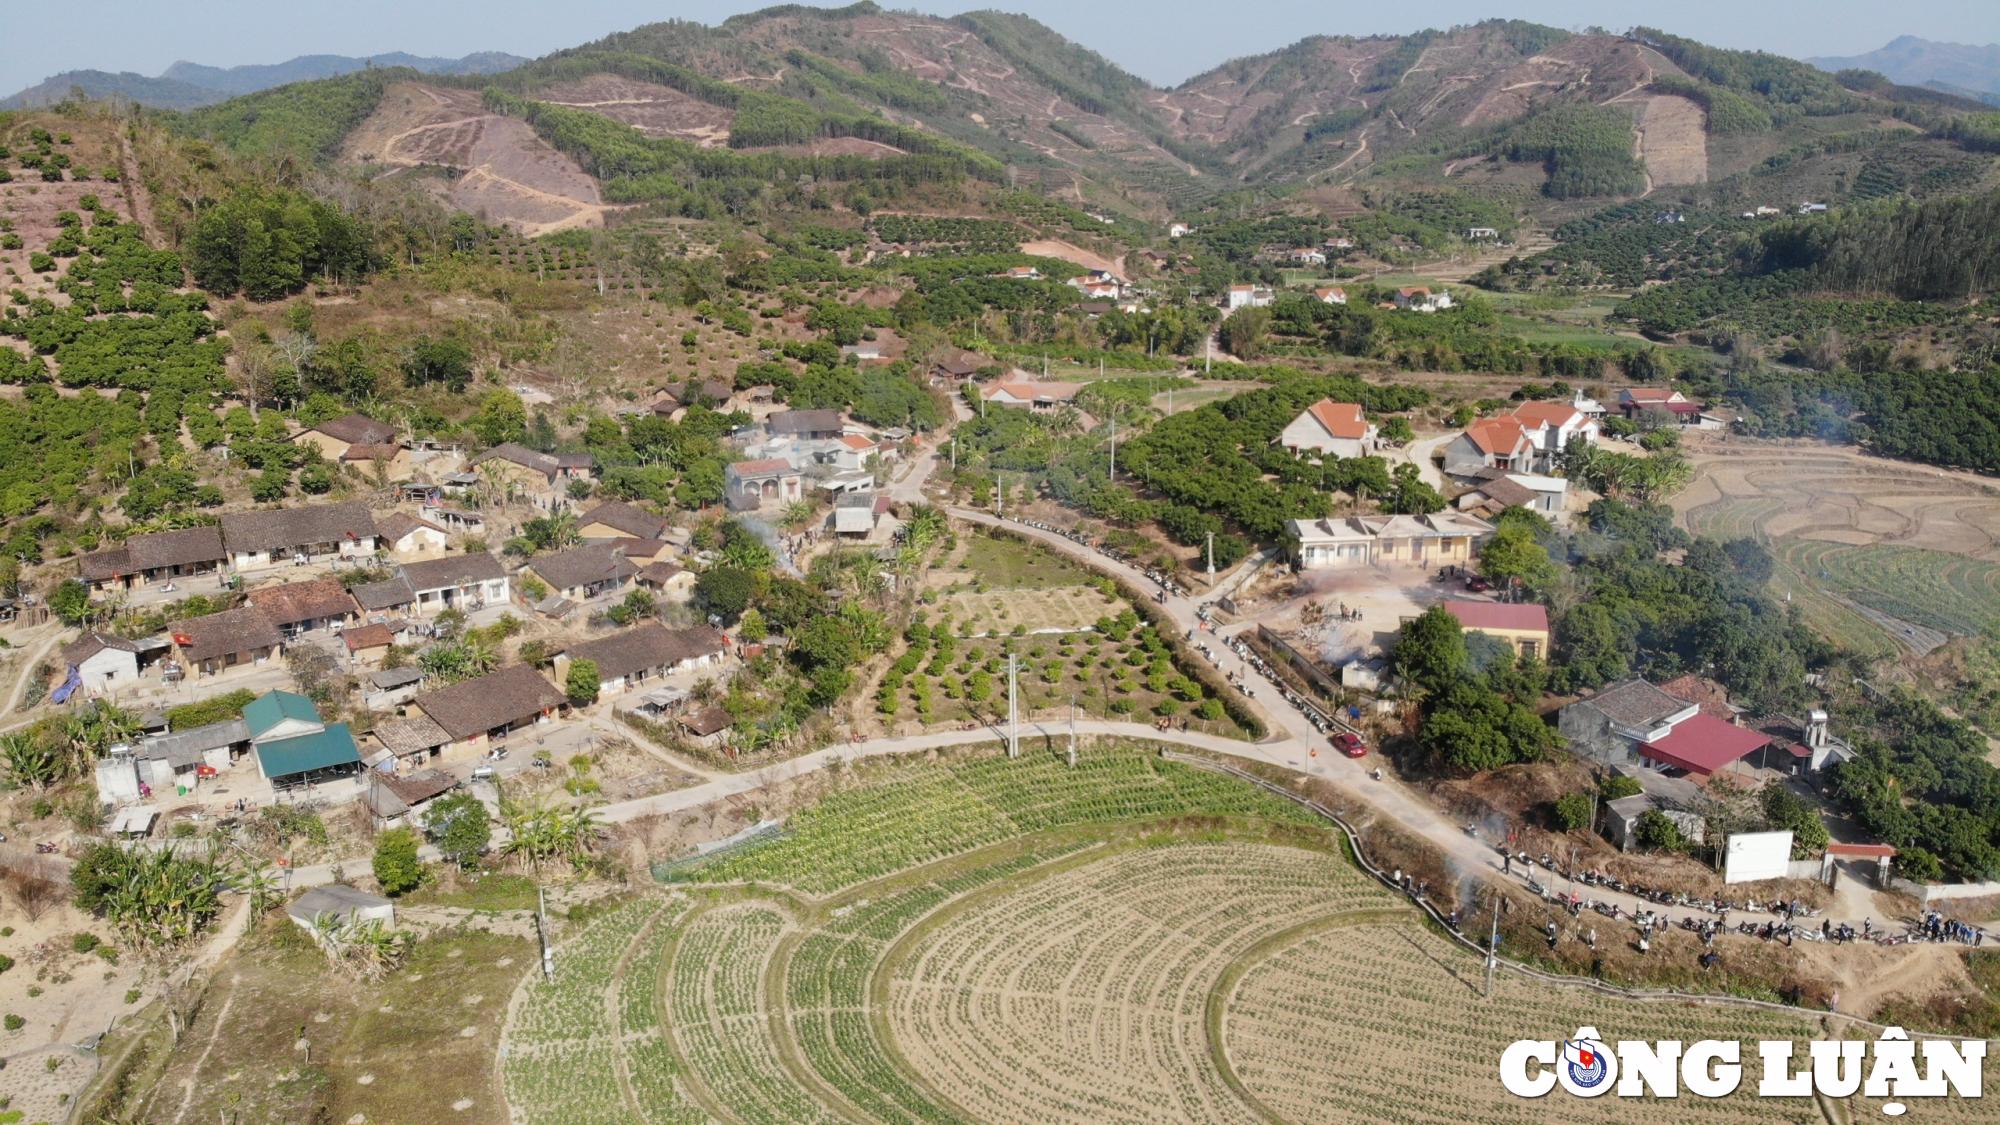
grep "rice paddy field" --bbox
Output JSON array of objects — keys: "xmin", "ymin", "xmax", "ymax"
[
  {"xmin": 496, "ymin": 746, "xmax": 1900, "ymax": 1125},
  {"xmin": 1675, "ymin": 437, "xmax": 2000, "ymax": 657}
]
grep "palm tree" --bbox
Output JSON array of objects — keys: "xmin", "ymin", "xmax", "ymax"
[{"xmin": 781, "ymin": 499, "xmax": 818, "ymax": 533}]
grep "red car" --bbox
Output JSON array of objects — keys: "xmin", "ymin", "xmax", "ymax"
[
  {"xmin": 1333, "ymin": 732, "xmax": 1368, "ymax": 758},
  {"xmin": 1463, "ymin": 574, "xmax": 1493, "ymax": 592}
]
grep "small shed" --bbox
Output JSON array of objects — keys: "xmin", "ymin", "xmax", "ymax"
[
  {"xmin": 679, "ymin": 705, "xmax": 735, "ymax": 745},
  {"xmin": 109, "ymin": 805, "xmax": 159, "ymax": 837}
]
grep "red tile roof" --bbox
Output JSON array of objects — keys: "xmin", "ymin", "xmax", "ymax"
[
  {"xmin": 1508, "ymin": 401, "xmax": 1583, "ymax": 429},
  {"xmin": 1443, "ymin": 601, "xmax": 1548, "ymax": 633},
  {"xmin": 1304, "ymin": 399, "xmax": 1368, "ymax": 441},
  {"xmin": 731, "ymin": 458, "xmax": 795, "ymax": 475},
  {"xmin": 1464, "ymin": 417, "xmax": 1530, "ymax": 456},
  {"xmin": 1640, "ymin": 713, "xmax": 1774, "ymax": 775}
]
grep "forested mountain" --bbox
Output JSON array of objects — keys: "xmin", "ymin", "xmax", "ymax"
[
  {"xmin": 2, "ymin": 51, "xmax": 526, "ymax": 110},
  {"xmin": 116, "ymin": 3, "xmax": 1995, "ymax": 236},
  {"xmin": 1810, "ymin": 36, "xmax": 2000, "ymax": 96}
]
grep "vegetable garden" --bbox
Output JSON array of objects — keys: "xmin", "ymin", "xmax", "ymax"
[{"xmin": 496, "ymin": 747, "xmax": 1873, "ymax": 1125}]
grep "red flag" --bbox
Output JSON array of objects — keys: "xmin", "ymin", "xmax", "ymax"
[{"xmin": 172, "ymin": 632, "xmax": 194, "ymax": 646}]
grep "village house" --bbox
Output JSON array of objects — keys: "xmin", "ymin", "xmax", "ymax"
[
  {"xmin": 61, "ymin": 632, "xmax": 142, "ymax": 691},
  {"xmin": 412, "ymin": 664, "xmax": 569, "ymax": 758},
  {"xmin": 350, "ymin": 575, "xmax": 418, "ymax": 621},
  {"xmin": 77, "ymin": 526, "xmax": 228, "ymax": 594},
  {"xmin": 833, "ymin": 434, "xmax": 879, "ymax": 472},
  {"xmin": 373, "ymin": 512, "xmax": 449, "ymax": 557},
  {"xmin": 1276, "ymin": 399, "xmax": 1377, "ymax": 459},
  {"xmin": 170, "ymin": 606, "xmax": 285, "ymax": 680},
  {"xmin": 466, "ymin": 443, "xmax": 583, "ymax": 506},
  {"xmin": 1442, "ymin": 417, "xmax": 1537, "ymax": 476},
  {"xmin": 1287, "ymin": 512, "xmax": 1496, "ymax": 570},
  {"xmin": 244, "ymin": 576, "xmax": 358, "ymax": 638},
  {"xmin": 1558, "ymin": 679, "xmax": 1786, "ymax": 780},
  {"xmin": 245, "ymin": 689, "xmax": 363, "ymax": 788},
  {"xmin": 363, "ymin": 665, "xmax": 424, "ymax": 712},
  {"xmin": 648, "ymin": 380, "xmax": 737, "ymax": 419},
  {"xmin": 767, "ymin": 409, "xmax": 846, "ymax": 442},
  {"xmin": 1224, "ymin": 284, "xmax": 1275, "ymax": 309},
  {"xmin": 1454, "ymin": 470, "xmax": 1570, "ymax": 522},
  {"xmin": 637, "ymin": 561, "xmax": 697, "ymax": 603},
  {"xmin": 1618, "ymin": 387, "xmax": 1702, "ymax": 425},
  {"xmin": 1509, "ymin": 400, "xmax": 1602, "ymax": 459},
  {"xmin": 578, "ymin": 500, "xmax": 668, "ymax": 543},
  {"xmin": 287, "ymin": 885, "xmax": 394, "ymax": 933},
  {"xmin": 1466, "ymin": 227, "xmax": 1500, "ymax": 240},
  {"xmin": 609, "ymin": 538, "xmax": 676, "ymax": 566},
  {"xmin": 834, "ymin": 492, "xmax": 894, "ymax": 536},
  {"xmin": 366, "ymin": 716, "xmax": 453, "ymax": 772},
  {"xmin": 1288, "ymin": 247, "xmax": 1327, "ymax": 265},
  {"xmin": 554, "ymin": 623, "xmax": 727, "ymax": 697},
  {"xmin": 97, "ymin": 716, "xmax": 250, "ymax": 802},
  {"xmin": 1313, "ymin": 287, "xmax": 1348, "ymax": 305},
  {"xmin": 339, "ymin": 443, "xmax": 412, "ymax": 481},
  {"xmin": 1393, "ymin": 287, "xmax": 1454, "ymax": 313},
  {"xmin": 984, "ymin": 382, "xmax": 1082, "ymax": 412},
  {"xmin": 993, "ymin": 265, "xmax": 1042, "ymax": 280},
  {"xmin": 679, "ymin": 704, "xmax": 736, "ymax": 745},
  {"xmin": 400, "ymin": 553, "xmax": 511, "ymax": 615},
  {"xmin": 523, "ymin": 545, "xmax": 637, "ymax": 603},
  {"xmin": 361, "ymin": 766, "xmax": 458, "ymax": 829},
  {"xmin": 726, "ymin": 458, "xmax": 805, "ymax": 510},
  {"xmin": 342, "ymin": 623, "xmax": 397, "ymax": 668},
  {"xmin": 1168, "ymin": 223, "xmax": 1191, "ymax": 238},
  {"xmin": 928, "ymin": 355, "xmax": 982, "ymax": 387},
  {"xmin": 219, "ymin": 503, "xmax": 380, "ymax": 571},
  {"xmin": 1441, "ymin": 601, "xmax": 1550, "ymax": 659},
  {"xmin": 291, "ymin": 413, "xmax": 399, "ymax": 462}
]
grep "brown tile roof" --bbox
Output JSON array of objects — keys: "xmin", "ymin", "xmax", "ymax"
[
  {"xmin": 579, "ymin": 501, "xmax": 667, "ymax": 540},
  {"xmin": 414, "ymin": 665, "xmax": 567, "ymax": 741},
  {"xmin": 562, "ymin": 624, "xmax": 724, "ymax": 681},
  {"xmin": 528, "ymin": 546, "xmax": 637, "ymax": 593},
  {"xmin": 172, "ymin": 606, "xmax": 284, "ymax": 662},
  {"xmin": 401, "ymin": 553, "xmax": 507, "ymax": 593},
  {"xmin": 638, "ymin": 561, "xmax": 689, "ymax": 588},
  {"xmin": 374, "ymin": 512, "xmax": 442, "ymax": 544},
  {"xmin": 610, "ymin": 538, "xmax": 671, "ymax": 559},
  {"xmin": 768, "ymin": 409, "xmax": 843, "ymax": 436},
  {"xmin": 730, "ymin": 458, "xmax": 794, "ymax": 476},
  {"xmin": 679, "ymin": 705, "xmax": 735, "ymax": 737},
  {"xmin": 372, "ymin": 717, "xmax": 452, "ymax": 759},
  {"xmin": 343, "ymin": 624, "xmax": 396, "ymax": 651},
  {"xmin": 78, "ymin": 546, "xmax": 131, "ymax": 582},
  {"xmin": 244, "ymin": 577, "xmax": 357, "ymax": 627},
  {"xmin": 340, "ymin": 443, "xmax": 402, "ymax": 463},
  {"xmin": 468, "ymin": 442, "xmax": 559, "ymax": 481},
  {"xmin": 1580, "ymin": 679, "xmax": 1694, "ymax": 728},
  {"xmin": 351, "ymin": 575, "xmax": 417, "ymax": 612},
  {"xmin": 126, "ymin": 526, "xmax": 226, "ymax": 571},
  {"xmin": 1473, "ymin": 476, "xmax": 1539, "ymax": 508},
  {"xmin": 63, "ymin": 631, "xmax": 139, "ymax": 666},
  {"xmin": 219, "ymin": 502, "xmax": 378, "ymax": 555},
  {"xmin": 304, "ymin": 413, "xmax": 398, "ymax": 446}
]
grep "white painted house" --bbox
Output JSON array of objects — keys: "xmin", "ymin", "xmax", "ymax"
[{"xmin": 1276, "ymin": 399, "xmax": 1377, "ymax": 460}]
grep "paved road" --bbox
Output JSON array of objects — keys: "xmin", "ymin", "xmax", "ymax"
[{"xmin": 1402, "ymin": 433, "xmax": 1451, "ymax": 491}]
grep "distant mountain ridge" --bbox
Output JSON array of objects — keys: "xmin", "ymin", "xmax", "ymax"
[
  {"xmin": 1809, "ymin": 35, "xmax": 2000, "ymax": 94},
  {"xmin": 1, "ymin": 50, "xmax": 526, "ymax": 110}
]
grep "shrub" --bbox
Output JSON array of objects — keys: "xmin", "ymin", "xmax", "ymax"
[
  {"xmin": 1598, "ymin": 774, "xmax": 1643, "ymax": 800},
  {"xmin": 1551, "ymin": 791, "xmax": 1593, "ymax": 832},
  {"xmin": 70, "ymin": 933, "xmax": 99, "ymax": 955},
  {"xmin": 372, "ymin": 827, "xmax": 424, "ymax": 895},
  {"xmin": 2, "ymin": 1015, "xmax": 20, "ymax": 1031}
]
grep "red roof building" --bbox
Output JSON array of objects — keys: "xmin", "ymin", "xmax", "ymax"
[
  {"xmin": 1442, "ymin": 601, "xmax": 1548, "ymax": 632},
  {"xmin": 1639, "ymin": 712, "xmax": 1776, "ymax": 777}
]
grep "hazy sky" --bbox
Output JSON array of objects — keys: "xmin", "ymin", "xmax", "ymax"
[{"xmin": 6, "ymin": 0, "xmax": 1999, "ymax": 96}]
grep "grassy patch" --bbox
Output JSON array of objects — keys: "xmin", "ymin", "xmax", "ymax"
[
  {"xmin": 396, "ymin": 871, "xmax": 544, "ymax": 912},
  {"xmin": 960, "ymin": 533, "xmax": 1089, "ymax": 588},
  {"xmin": 136, "ymin": 918, "xmax": 531, "ymax": 1125}
]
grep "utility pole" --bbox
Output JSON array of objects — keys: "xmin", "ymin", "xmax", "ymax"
[
  {"xmin": 1485, "ymin": 891, "xmax": 1501, "ymax": 997},
  {"xmin": 1068, "ymin": 697, "xmax": 1077, "ymax": 767},
  {"xmin": 1205, "ymin": 336, "xmax": 1212, "ymax": 375},
  {"xmin": 951, "ymin": 438, "xmax": 956, "ymax": 472},
  {"xmin": 1206, "ymin": 531, "xmax": 1215, "ymax": 586},
  {"xmin": 1108, "ymin": 416, "xmax": 1116, "ymax": 482},
  {"xmin": 1007, "ymin": 653, "xmax": 1019, "ymax": 758}
]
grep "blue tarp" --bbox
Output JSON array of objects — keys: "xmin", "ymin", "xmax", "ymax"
[{"xmin": 49, "ymin": 665, "xmax": 81, "ymax": 705}]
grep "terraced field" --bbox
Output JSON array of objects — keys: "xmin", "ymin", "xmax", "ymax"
[
  {"xmin": 497, "ymin": 746, "xmax": 1892, "ymax": 1125},
  {"xmin": 1676, "ymin": 437, "xmax": 2000, "ymax": 655}
]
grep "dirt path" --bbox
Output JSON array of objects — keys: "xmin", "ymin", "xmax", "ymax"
[
  {"xmin": 1, "ymin": 624, "xmax": 65, "ymax": 720},
  {"xmin": 1017, "ymin": 239, "xmax": 1125, "ymax": 280}
]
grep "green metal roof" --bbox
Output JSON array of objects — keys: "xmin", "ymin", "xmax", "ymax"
[
  {"xmin": 243, "ymin": 690, "xmax": 321, "ymax": 738},
  {"xmin": 255, "ymin": 723, "xmax": 361, "ymax": 780}
]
